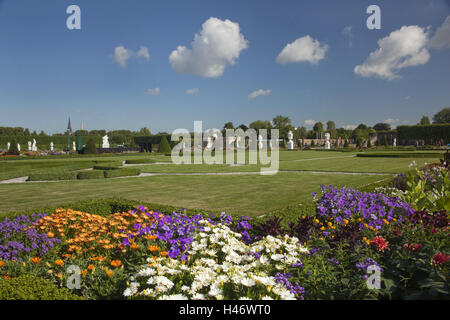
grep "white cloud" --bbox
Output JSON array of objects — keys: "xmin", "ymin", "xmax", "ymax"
[
  {"xmin": 136, "ymin": 46, "xmax": 150, "ymax": 60},
  {"xmin": 276, "ymin": 35, "xmax": 328, "ymax": 65},
  {"xmin": 146, "ymin": 88, "xmax": 160, "ymax": 96},
  {"xmin": 343, "ymin": 124, "xmax": 357, "ymax": 130},
  {"xmin": 304, "ymin": 119, "xmax": 316, "ymax": 126},
  {"xmin": 169, "ymin": 17, "xmax": 249, "ymax": 78},
  {"xmin": 354, "ymin": 26, "xmax": 430, "ymax": 80},
  {"xmin": 248, "ymin": 89, "xmax": 271, "ymax": 99},
  {"xmin": 113, "ymin": 45, "xmax": 132, "ymax": 68},
  {"xmin": 430, "ymin": 15, "xmax": 450, "ymax": 49},
  {"xmin": 342, "ymin": 26, "xmax": 354, "ymax": 47},
  {"xmin": 384, "ymin": 118, "xmax": 400, "ymax": 124},
  {"xmin": 186, "ymin": 88, "xmax": 199, "ymax": 95}
]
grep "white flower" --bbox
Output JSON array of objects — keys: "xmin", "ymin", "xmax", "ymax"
[
  {"xmin": 241, "ymin": 277, "xmax": 256, "ymax": 287},
  {"xmin": 261, "ymin": 295, "xmax": 273, "ymax": 300},
  {"xmin": 158, "ymin": 294, "xmax": 188, "ymax": 300}
]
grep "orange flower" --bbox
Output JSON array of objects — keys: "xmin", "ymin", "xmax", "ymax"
[
  {"xmin": 130, "ymin": 244, "xmax": 139, "ymax": 251},
  {"xmin": 110, "ymin": 260, "xmax": 122, "ymax": 268},
  {"xmin": 145, "ymin": 234, "xmax": 157, "ymax": 241},
  {"xmin": 47, "ymin": 232, "xmax": 55, "ymax": 238},
  {"xmin": 63, "ymin": 254, "xmax": 72, "ymax": 259},
  {"xmin": 3, "ymin": 275, "xmax": 10, "ymax": 280},
  {"xmin": 148, "ymin": 245, "xmax": 159, "ymax": 252},
  {"xmin": 31, "ymin": 257, "xmax": 41, "ymax": 264},
  {"xmin": 160, "ymin": 251, "xmax": 168, "ymax": 257},
  {"xmin": 0, "ymin": 261, "xmax": 4, "ymax": 267},
  {"xmin": 81, "ymin": 269, "xmax": 88, "ymax": 277},
  {"xmin": 87, "ymin": 264, "xmax": 95, "ymax": 272},
  {"xmin": 54, "ymin": 259, "xmax": 64, "ymax": 267},
  {"xmin": 104, "ymin": 267, "xmax": 114, "ymax": 277}
]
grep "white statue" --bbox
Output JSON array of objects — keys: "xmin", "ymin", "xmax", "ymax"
[
  {"xmin": 32, "ymin": 139, "xmax": 37, "ymax": 152},
  {"xmin": 287, "ymin": 131, "xmax": 294, "ymax": 150},
  {"xmin": 324, "ymin": 133, "xmax": 331, "ymax": 150},
  {"xmin": 393, "ymin": 138, "xmax": 397, "ymax": 147},
  {"xmin": 236, "ymin": 136, "xmax": 241, "ymax": 149},
  {"xmin": 17, "ymin": 143, "xmax": 20, "ymax": 151},
  {"xmin": 102, "ymin": 135, "xmax": 110, "ymax": 148},
  {"xmin": 258, "ymin": 134, "xmax": 263, "ymax": 149},
  {"xmin": 7, "ymin": 142, "xmax": 10, "ymax": 151},
  {"xmin": 72, "ymin": 141, "xmax": 76, "ymax": 151},
  {"xmin": 205, "ymin": 136, "xmax": 213, "ymax": 150},
  {"xmin": 50, "ymin": 142, "xmax": 54, "ymax": 151},
  {"xmin": 269, "ymin": 140, "xmax": 273, "ymax": 149},
  {"xmin": 28, "ymin": 141, "xmax": 32, "ymax": 151},
  {"xmin": 227, "ymin": 136, "xmax": 236, "ymax": 150}
]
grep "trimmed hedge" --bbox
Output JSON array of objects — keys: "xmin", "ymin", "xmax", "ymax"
[
  {"xmin": 27, "ymin": 172, "xmax": 78, "ymax": 181},
  {"xmin": 125, "ymin": 158, "xmax": 155, "ymax": 164},
  {"xmin": 104, "ymin": 168, "xmax": 141, "ymax": 178},
  {"xmin": 93, "ymin": 163, "xmax": 121, "ymax": 170},
  {"xmin": 356, "ymin": 152, "xmax": 443, "ymax": 158},
  {"xmin": 397, "ymin": 124, "xmax": 450, "ymax": 144},
  {"xmin": 77, "ymin": 170, "xmax": 104, "ymax": 180},
  {"xmin": 0, "ymin": 274, "xmax": 84, "ymax": 300}
]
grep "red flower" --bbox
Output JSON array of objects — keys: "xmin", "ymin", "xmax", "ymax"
[
  {"xmin": 432, "ymin": 253, "xmax": 450, "ymax": 266},
  {"xmin": 403, "ymin": 243, "xmax": 422, "ymax": 251},
  {"xmin": 370, "ymin": 236, "xmax": 389, "ymax": 252}
]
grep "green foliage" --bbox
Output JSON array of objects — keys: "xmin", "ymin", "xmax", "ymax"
[
  {"xmin": 357, "ymin": 152, "xmax": 443, "ymax": 158},
  {"xmin": 77, "ymin": 170, "xmax": 104, "ymax": 180},
  {"xmin": 7, "ymin": 139, "xmax": 20, "ymax": 155},
  {"xmin": 397, "ymin": 124, "xmax": 450, "ymax": 144},
  {"xmin": 158, "ymin": 135, "xmax": 172, "ymax": 153},
  {"xmin": 27, "ymin": 172, "xmax": 78, "ymax": 181},
  {"xmin": 93, "ymin": 162, "xmax": 122, "ymax": 170},
  {"xmin": 125, "ymin": 158, "xmax": 155, "ymax": 164},
  {"xmin": 420, "ymin": 116, "xmax": 431, "ymax": 125},
  {"xmin": 104, "ymin": 168, "xmax": 141, "ymax": 178},
  {"xmin": 433, "ymin": 107, "xmax": 450, "ymax": 124},
  {"xmin": 83, "ymin": 139, "xmax": 98, "ymax": 154},
  {"xmin": 0, "ymin": 274, "xmax": 84, "ymax": 300}
]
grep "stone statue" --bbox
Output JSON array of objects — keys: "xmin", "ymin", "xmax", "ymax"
[
  {"xmin": 258, "ymin": 134, "xmax": 263, "ymax": 150},
  {"xmin": 393, "ymin": 138, "xmax": 397, "ymax": 147},
  {"xmin": 324, "ymin": 133, "xmax": 331, "ymax": 150},
  {"xmin": 28, "ymin": 141, "xmax": 32, "ymax": 151},
  {"xmin": 205, "ymin": 136, "xmax": 213, "ymax": 150},
  {"xmin": 287, "ymin": 131, "xmax": 294, "ymax": 150},
  {"xmin": 50, "ymin": 142, "xmax": 54, "ymax": 151},
  {"xmin": 102, "ymin": 135, "xmax": 110, "ymax": 148},
  {"xmin": 72, "ymin": 141, "xmax": 76, "ymax": 151},
  {"xmin": 17, "ymin": 143, "xmax": 20, "ymax": 152},
  {"xmin": 32, "ymin": 139, "xmax": 37, "ymax": 152},
  {"xmin": 7, "ymin": 142, "xmax": 10, "ymax": 151},
  {"xmin": 236, "ymin": 136, "xmax": 241, "ymax": 149}
]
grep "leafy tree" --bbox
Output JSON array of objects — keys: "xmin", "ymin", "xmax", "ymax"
[
  {"xmin": 84, "ymin": 139, "xmax": 98, "ymax": 154},
  {"xmin": 7, "ymin": 139, "xmax": 19, "ymax": 155},
  {"xmin": 238, "ymin": 124, "xmax": 249, "ymax": 131},
  {"xmin": 373, "ymin": 123, "xmax": 391, "ymax": 131},
  {"xmin": 249, "ymin": 120, "xmax": 272, "ymax": 131},
  {"xmin": 24, "ymin": 128, "xmax": 30, "ymax": 136},
  {"xmin": 139, "ymin": 127, "xmax": 151, "ymax": 135},
  {"xmin": 313, "ymin": 122, "xmax": 324, "ymax": 132},
  {"xmin": 432, "ymin": 107, "xmax": 450, "ymax": 124},
  {"xmin": 419, "ymin": 116, "xmax": 431, "ymax": 125},
  {"xmin": 295, "ymin": 126, "xmax": 308, "ymax": 140},
  {"xmin": 326, "ymin": 121, "xmax": 337, "ymax": 138},
  {"xmin": 356, "ymin": 123, "xmax": 368, "ymax": 130},
  {"xmin": 158, "ymin": 136, "xmax": 171, "ymax": 153},
  {"xmin": 223, "ymin": 122, "xmax": 234, "ymax": 129},
  {"xmin": 272, "ymin": 115, "xmax": 293, "ymax": 139}
]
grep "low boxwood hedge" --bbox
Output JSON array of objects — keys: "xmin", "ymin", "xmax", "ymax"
[
  {"xmin": 125, "ymin": 158, "xmax": 156, "ymax": 164},
  {"xmin": 104, "ymin": 168, "xmax": 141, "ymax": 178},
  {"xmin": 356, "ymin": 152, "xmax": 443, "ymax": 158},
  {"xmin": 77, "ymin": 170, "xmax": 104, "ymax": 180},
  {"xmin": 93, "ymin": 164, "xmax": 121, "ymax": 170},
  {"xmin": 0, "ymin": 274, "xmax": 84, "ymax": 300},
  {"xmin": 27, "ymin": 172, "xmax": 78, "ymax": 181}
]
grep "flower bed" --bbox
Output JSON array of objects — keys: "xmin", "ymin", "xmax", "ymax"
[{"xmin": 0, "ymin": 165, "xmax": 448, "ymax": 300}]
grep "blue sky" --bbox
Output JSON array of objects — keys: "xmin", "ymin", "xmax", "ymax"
[{"xmin": 1, "ymin": 0, "xmax": 449, "ymax": 134}]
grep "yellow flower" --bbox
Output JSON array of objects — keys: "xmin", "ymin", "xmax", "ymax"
[
  {"xmin": 160, "ymin": 251, "xmax": 168, "ymax": 257},
  {"xmin": 54, "ymin": 259, "xmax": 64, "ymax": 267},
  {"xmin": 327, "ymin": 222, "xmax": 332, "ymax": 227},
  {"xmin": 320, "ymin": 226, "xmax": 325, "ymax": 231},
  {"xmin": 148, "ymin": 245, "xmax": 159, "ymax": 252},
  {"xmin": 343, "ymin": 219, "xmax": 349, "ymax": 225},
  {"xmin": 314, "ymin": 219, "xmax": 320, "ymax": 224}
]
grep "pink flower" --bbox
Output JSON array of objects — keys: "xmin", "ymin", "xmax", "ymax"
[
  {"xmin": 432, "ymin": 253, "xmax": 449, "ymax": 266},
  {"xmin": 370, "ymin": 236, "xmax": 389, "ymax": 252}
]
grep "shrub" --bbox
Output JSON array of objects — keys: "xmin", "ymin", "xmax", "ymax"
[
  {"xmin": 27, "ymin": 172, "xmax": 78, "ymax": 181},
  {"xmin": 93, "ymin": 164, "xmax": 121, "ymax": 170},
  {"xmin": 125, "ymin": 159, "xmax": 155, "ymax": 164},
  {"xmin": 77, "ymin": 170, "xmax": 104, "ymax": 180},
  {"xmin": 7, "ymin": 139, "xmax": 20, "ymax": 155},
  {"xmin": 158, "ymin": 136, "xmax": 171, "ymax": 153},
  {"xmin": 104, "ymin": 168, "xmax": 141, "ymax": 178},
  {"xmin": 0, "ymin": 274, "xmax": 84, "ymax": 300},
  {"xmin": 83, "ymin": 139, "xmax": 98, "ymax": 154}
]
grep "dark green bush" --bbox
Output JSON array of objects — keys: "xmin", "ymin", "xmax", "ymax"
[
  {"xmin": 7, "ymin": 139, "xmax": 20, "ymax": 155},
  {"xmin": 397, "ymin": 124, "xmax": 450, "ymax": 144},
  {"xmin": 27, "ymin": 172, "xmax": 78, "ymax": 181},
  {"xmin": 125, "ymin": 158, "xmax": 155, "ymax": 164},
  {"xmin": 83, "ymin": 139, "xmax": 98, "ymax": 154},
  {"xmin": 104, "ymin": 168, "xmax": 141, "ymax": 178},
  {"xmin": 77, "ymin": 170, "xmax": 104, "ymax": 180},
  {"xmin": 158, "ymin": 136, "xmax": 171, "ymax": 153},
  {"xmin": 0, "ymin": 274, "xmax": 84, "ymax": 300},
  {"xmin": 356, "ymin": 152, "xmax": 443, "ymax": 158}
]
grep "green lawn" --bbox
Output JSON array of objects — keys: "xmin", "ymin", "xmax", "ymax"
[
  {"xmin": 0, "ymin": 150, "xmax": 441, "ymax": 216},
  {"xmin": 0, "ymin": 172, "xmax": 390, "ymax": 217}
]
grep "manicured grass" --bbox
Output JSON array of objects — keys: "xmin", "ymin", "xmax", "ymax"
[{"xmin": 0, "ymin": 172, "xmax": 391, "ymax": 217}]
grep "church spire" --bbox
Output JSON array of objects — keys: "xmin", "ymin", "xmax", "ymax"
[{"xmin": 67, "ymin": 117, "xmax": 72, "ymax": 133}]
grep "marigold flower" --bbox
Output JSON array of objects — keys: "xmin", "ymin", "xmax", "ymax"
[
  {"xmin": 110, "ymin": 260, "xmax": 122, "ymax": 268},
  {"xmin": 104, "ymin": 267, "xmax": 114, "ymax": 277},
  {"xmin": 47, "ymin": 232, "xmax": 55, "ymax": 238},
  {"xmin": 0, "ymin": 261, "xmax": 4, "ymax": 267},
  {"xmin": 160, "ymin": 251, "xmax": 168, "ymax": 257},
  {"xmin": 148, "ymin": 245, "xmax": 159, "ymax": 252},
  {"xmin": 31, "ymin": 257, "xmax": 41, "ymax": 264},
  {"xmin": 130, "ymin": 244, "xmax": 139, "ymax": 251},
  {"xmin": 81, "ymin": 269, "xmax": 88, "ymax": 277},
  {"xmin": 88, "ymin": 264, "xmax": 95, "ymax": 272},
  {"xmin": 54, "ymin": 259, "xmax": 64, "ymax": 267}
]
